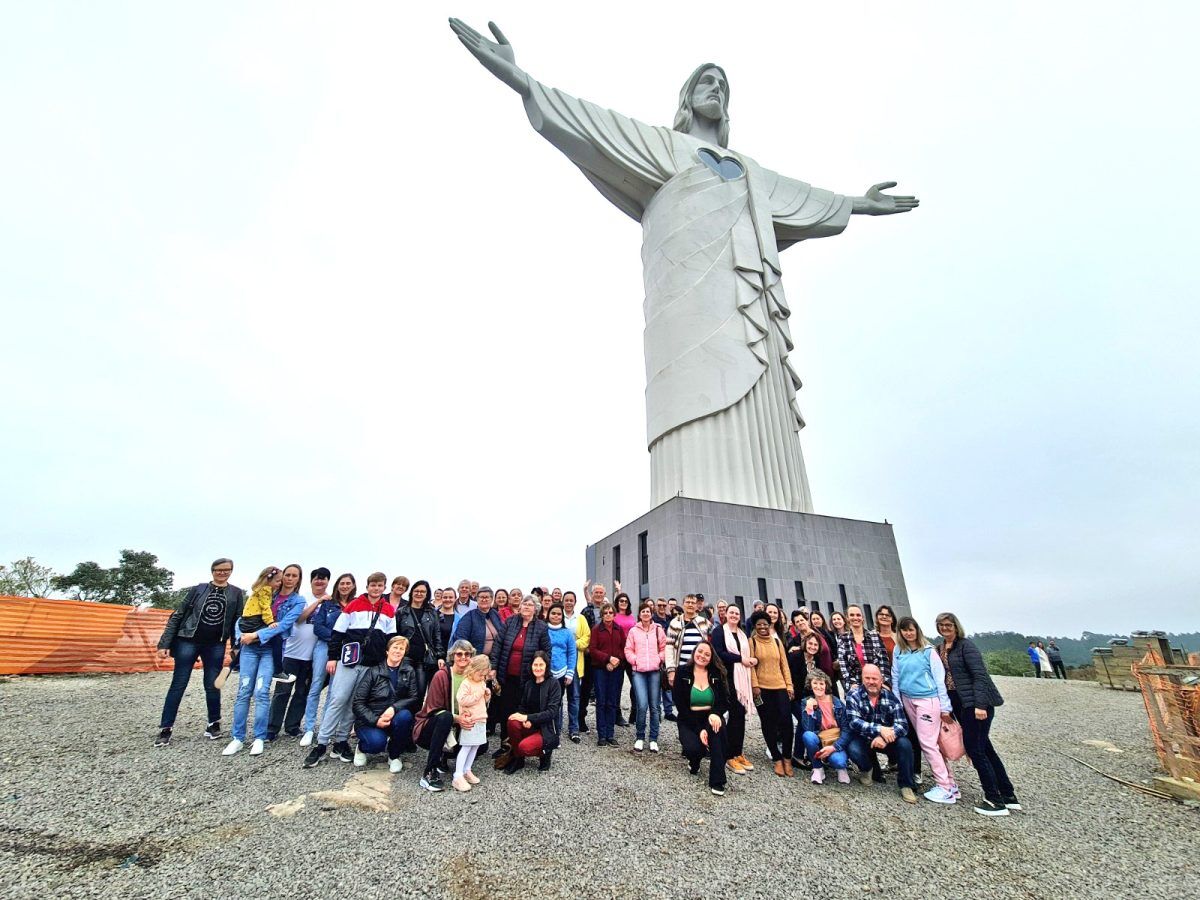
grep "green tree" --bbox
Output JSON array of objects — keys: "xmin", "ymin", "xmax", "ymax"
[
  {"xmin": 0, "ymin": 556, "xmax": 59, "ymax": 598},
  {"xmin": 984, "ymin": 648, "xmax": 1033, "ymax": 677},
  {"xmin": 52, "ymin": 550, "xmax": 177, "ymax": 607}
]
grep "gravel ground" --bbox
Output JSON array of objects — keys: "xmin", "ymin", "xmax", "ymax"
[{"xmin": 0, "ymin": 673, "xmax": 1195, "ymax": 899}]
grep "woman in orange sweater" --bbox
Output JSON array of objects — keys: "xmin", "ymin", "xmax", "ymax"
[{"xmin": 749, "ymin": 611, "xmax": 795, "ymax": 777}]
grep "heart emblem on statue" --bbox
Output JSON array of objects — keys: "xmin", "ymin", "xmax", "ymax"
[{"xmin": 697, "ymin": 148, "xmax": 745, "ymax": 180}]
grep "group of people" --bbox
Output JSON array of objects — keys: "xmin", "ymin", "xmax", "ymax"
[
  {"xmin": 154, "ymin": 559, "xmax": 1020, "ymax": 815},
  {"xmin": 1028, "ymin": 640, "xmax": 1067, "ymax": 679}
]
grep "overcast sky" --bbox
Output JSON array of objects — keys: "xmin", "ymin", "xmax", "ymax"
[{"xmin": 3, "ymin": 2, "xmax": 1197, "ymax": 635}]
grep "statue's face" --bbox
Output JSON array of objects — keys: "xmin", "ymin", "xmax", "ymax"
[{"xmin": 690, "ymin": 67, "xmax": 727, "ymax": 122}]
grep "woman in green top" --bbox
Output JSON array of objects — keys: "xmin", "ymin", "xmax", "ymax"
[{"xmin": 670, "ymin": 640, "xmax": 731, "ymax": 796}]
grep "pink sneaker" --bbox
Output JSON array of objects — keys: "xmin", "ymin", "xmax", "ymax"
[
  {"xmin": 836, "ymin": 769, "xmax": 850, "ymax": 784},
  {"xmin": 811, "ymin": 767, "xmax": 825, "ymax": 784}
]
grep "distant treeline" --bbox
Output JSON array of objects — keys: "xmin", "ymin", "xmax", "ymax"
[{"xmin": 967, "ymin": 631, "xmax": 1199, "ymax": 668}]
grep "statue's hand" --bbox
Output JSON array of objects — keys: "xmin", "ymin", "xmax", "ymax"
[
  {"xmin": 854, "ymin": 181, "xmax": 919, "ymax": 216},
  {"xmin": 449, "ymin": 18, "xmax": 529, "ymax": 97}
]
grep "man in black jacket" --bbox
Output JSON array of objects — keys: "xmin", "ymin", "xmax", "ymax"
[{"xmin": 154, "ymin": 558, "xmax": 246, "ymax": 747}]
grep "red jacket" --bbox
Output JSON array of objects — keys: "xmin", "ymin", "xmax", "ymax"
[{"xmin": 589, "ymin": 621, "xmax": 626, "ymax": 667}]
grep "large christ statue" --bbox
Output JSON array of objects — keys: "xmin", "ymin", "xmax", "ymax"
[{"xmin": 450, "ymin": 20, "xmax": 918, "ymax": 513}]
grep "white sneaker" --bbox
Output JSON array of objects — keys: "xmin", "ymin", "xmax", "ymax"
[
  {"xmin": 221, "ymin": 739, "xmax": 243, "ymax": 756},
  {"xmin": 924, "ymin": 786, "xmax": 956, "ymax": 804},
  {"xmin": 299, "ymin": 731, "xmax": 314, "ymax": 747},
  {"xmin": 271, "ymin": 672, "xmax": 297, "ymax": 685},
  {"xmin": 634, "ymin": 739, "xmax": 645, "ymax": 752},
  {"xmin": 388, "ymin": 757, "xmax": 403, "ymax": 774},
  {"xmin": 649, "ymin": 741, "xmax": 660, "ymax": 753},
  {"xmin": 249, "ymin": 739, "xmax": 264, "ymax": 756},
  {"xmin": 354, "ymin": 750, "xmax": 368, "ymax": 767}
]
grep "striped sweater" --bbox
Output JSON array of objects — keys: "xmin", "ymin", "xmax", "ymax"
[{"xmin": 328, "ymin": 594, "xmax": 397, "ymax": 667}]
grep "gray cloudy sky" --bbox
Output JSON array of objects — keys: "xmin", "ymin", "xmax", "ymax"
[{"xmin": 3, "ymin": 2, "xmax": 1197, "ymax": 635}]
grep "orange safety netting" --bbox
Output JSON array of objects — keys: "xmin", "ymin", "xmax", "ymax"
[
  {"xmin": 1133, "ymin": 648, "xmax": 1200, "ymax": 782},
  {"xmin": 0, "ymin": 595, "xmax": 174, "ymax": 675}
]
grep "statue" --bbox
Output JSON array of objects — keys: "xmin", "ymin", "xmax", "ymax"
[{"xmin": 449, "ymin": 19, "xmax": 918, "ymax": 513}]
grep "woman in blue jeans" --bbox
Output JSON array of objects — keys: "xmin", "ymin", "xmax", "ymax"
[
  {"xmin": 154, "ymin": 558, "xmax": 246, "ymax": 747},
  {"xmin": 799, "ymin": 671, "xmax": 851, "ymax": 784},
  {"xmin": 624, "ymin": 602, "xmax": 666, "ymax": 752},
  {"xmin": 352, "ymin": 635, "xmax": 420, "ymax": 772},
  {"xmin": 223, "ymin": 566, "xmax": 306, "ymax": 758},
  {"xmin": 301, "ymin": 573, "xmax": 355, "ymax": 746}
]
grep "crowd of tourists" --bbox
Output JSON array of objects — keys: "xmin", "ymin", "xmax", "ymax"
[{"xmin": 154, "ymin": 558, "xmax": 1021, "ymax": 816}]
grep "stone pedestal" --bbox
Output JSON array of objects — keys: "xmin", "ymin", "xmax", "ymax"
[{"xmin": 586, "ymin": 496, "xmax": 910, "ymax": 622}]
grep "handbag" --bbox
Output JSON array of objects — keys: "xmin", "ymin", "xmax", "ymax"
[
  {"xmin": 818, "ymin": 726, "xmax": 841, "ymax": 748},
  {"xmin": 340, "ymin": 604, "xmax": 383, "ymax": 668},
  {"xmin": 939, "ymin": 716, "xmax": 966, "ymax": 761}
]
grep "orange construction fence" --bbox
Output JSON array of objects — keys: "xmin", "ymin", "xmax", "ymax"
[{"xmin": 0, "ymin": 595, "xmax": 175, "ymax": 675}]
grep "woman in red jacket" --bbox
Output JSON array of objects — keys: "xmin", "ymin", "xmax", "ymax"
[{"xmin": 589, "ymin": 603, "xmax": 625, "ymax": 748}]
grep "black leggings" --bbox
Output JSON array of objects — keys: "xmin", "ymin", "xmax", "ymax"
[
  {"xmin": 416, "ymin": 710, "xmax": 453, "ymax": 776},
  {"xmin": 757, "ymin": 688, "xmax": 793, "ymax": 761},
  {"xmin": 725, "ymin": 697, "xmax": 746, "ymax": 759},
  {"xmin": 678, "ymin": 716, "xmax": 728, "ymax": 789}
]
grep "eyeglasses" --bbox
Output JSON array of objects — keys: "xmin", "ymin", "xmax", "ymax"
[
  {"xmin": 453, "ymin": 651, "xmax": 471, "ymax": 657},
  {"xmin": 212, "ymin": 568, "xmax": 233, "ymax": 574}
]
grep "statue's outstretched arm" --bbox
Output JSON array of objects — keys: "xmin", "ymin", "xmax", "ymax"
[
  {"xmin": 449, "ymin": 19, "xmax": 531, "ymax": 98},
  {"xmin": 851, "ymin": 181, "xmax": 919, "ymax": 216}
]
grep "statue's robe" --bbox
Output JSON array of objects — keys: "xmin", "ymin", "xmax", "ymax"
[{"xmin": 525, "ymin": 81, "xmax": 852, "ymax": 512}]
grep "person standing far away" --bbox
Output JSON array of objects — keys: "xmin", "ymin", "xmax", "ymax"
[
  {"xmin": 154, "ymin": 558, "xmax": 246, "ymax": 747},
  {"xmin": 1046, "ymin": 640, "xmax": 1067, "ymax": 680},
  {"xmin": 1027, "ymin": 642, "xmax": 1042, "ymax": 678}
]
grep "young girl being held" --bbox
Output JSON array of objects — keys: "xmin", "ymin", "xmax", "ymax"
[
  {"xmin": 453, "ymin": 655, "xmax": 492, "ymax": 792},
  {"xmin": 237, "ymin": 567, "xmax": 281, "ymax": 674}
]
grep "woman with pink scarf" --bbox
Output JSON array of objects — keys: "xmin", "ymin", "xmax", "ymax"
[{"xmin": 710, "ymin": 605, "xmax": 756, "ymax": 776}]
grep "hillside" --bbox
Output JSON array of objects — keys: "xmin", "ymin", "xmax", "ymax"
[{"xmin": 968, "ymin": 630, "xmax": 1199, "ymax": 668}]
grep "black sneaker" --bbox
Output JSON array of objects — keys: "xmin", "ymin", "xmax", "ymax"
[
  {"xmin": 330, "ymin": 741, "xmax": 354, "ymax": 763},
  {"xmin": 1002, "ymin": 796, "xmax": 1023, "ymax": 811},
  {"xmin": 596, "ymin": 738, "xmax": 609, "ymax": 747},
  {"xmin": 420, "ymin": 772, "xmax": 445, "ymax": 792},
  {"xmin": 203, "ymin": 722, "xmax": 221, "ymax": 740},
  {"xmin": 302, "ymin": 745, "xmax": 327, "ymax": 768},
  {"xmin": 664, "ymin": 712, "xmax": 678, "ymax": 722},
  {"xmin": 974, "ymin": 799, "xmax": 1010, "ymax": 817},
  {"xmin": 569, "ymin": 733, "xmax": 581, "ymax": 743},
  {"xmin": 615, "ymin": 716, "xmax": 628, "ymax": 727},
  {"xmin": 266, "ymin": 732, "xmax": 278, "ymax": 742},
  {"xmin": 284, "ymin": 728, "xmax": 301, "ymax": 738},
  {"xmin": 608, "ymin": 737, "xmax": 620, "ymax": 747},
  {"xmin": 154, "ymin": 728, "xmax": 172, "ymax": 747}
]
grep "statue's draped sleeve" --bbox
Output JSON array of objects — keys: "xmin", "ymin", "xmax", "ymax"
[
  {"xmin": 523, "ymin": 79, "xmax": 679, "ymax": 220},
  {"xmin": 764, "ymin": 169, "xmax": 854, "ymax": 250}
]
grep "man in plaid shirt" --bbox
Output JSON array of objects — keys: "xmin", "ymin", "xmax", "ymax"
[{"xmin": 846, "ymin": 663, "xmax": 918, "ymax": 803}]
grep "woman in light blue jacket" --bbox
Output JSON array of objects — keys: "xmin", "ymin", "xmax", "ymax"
[
  {"xmin": 545, "ymin": 603, "xmax": 578, "ymax": 733},
  {"xmin": 224, "ymin": 563, "xmax": 307, "ymax": 758},
  {"xmin": 892, "ymin": 616, "xmax": 957, "ymax": 804}
]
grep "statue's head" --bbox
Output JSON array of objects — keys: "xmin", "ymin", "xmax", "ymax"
[{"xmin": 673, "ymin": 63, "xmax": 730, "ymax": 147}]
